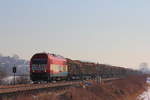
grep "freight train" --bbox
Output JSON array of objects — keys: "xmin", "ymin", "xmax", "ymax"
[{"xmin": 30, "ymin": 53, "xmax": 141, "ymax": 82}]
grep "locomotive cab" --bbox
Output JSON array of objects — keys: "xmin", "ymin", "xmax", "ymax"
[{"xmin": 30, "ymin": 53, "xmax": 49, "ymax": 82}]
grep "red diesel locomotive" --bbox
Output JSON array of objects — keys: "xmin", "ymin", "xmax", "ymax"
[{"xmin": 30, "ymin": 53, "xmax": 68, "ymax": 82}]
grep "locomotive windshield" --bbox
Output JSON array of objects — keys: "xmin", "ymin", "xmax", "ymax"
[
  {"xmin": 32, "ymin": 59, "xmax": 47, "ymax": 64},
  {"xmin": 31, "ymin": 59, "xmax": 47, "ymax": 71}
]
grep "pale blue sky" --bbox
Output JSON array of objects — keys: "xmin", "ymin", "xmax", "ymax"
[{"xmin": 0, "ymin": 0, "xmax": 150, "ymax": 69}]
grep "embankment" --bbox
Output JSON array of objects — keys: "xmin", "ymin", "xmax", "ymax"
[
  {"xmin": 3, "ymin": 75, "xmax": 147, "ymax": 100},
  {"xmin": 57, "ymin": 75, "xmax": 147, "ymax": 100}
]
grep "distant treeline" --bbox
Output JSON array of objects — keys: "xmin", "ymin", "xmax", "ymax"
[{"xmin": 0, "ymin": 54, "xmax": 29, "ymax": 79}]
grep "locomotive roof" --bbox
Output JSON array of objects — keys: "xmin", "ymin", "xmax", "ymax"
[{"xmin": 34, "ymin": 52, "xmax": 66, "ymax": 60}]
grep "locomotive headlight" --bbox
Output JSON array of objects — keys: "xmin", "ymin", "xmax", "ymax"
[{"xmin": 44, "ymin": 67, "xmax": 46, "ymax": 72}]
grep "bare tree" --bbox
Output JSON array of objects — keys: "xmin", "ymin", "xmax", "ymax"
[
  {"xmin": 139, "ymin": 62, "xmax": 150, "ymax": 74},
  {"xmin": 12, "ymin": 54, "xmax": 19, "ymax": 59},
  {"xmin": 0, "ymin": 53, "xmax": 2, "ymax": 57}
]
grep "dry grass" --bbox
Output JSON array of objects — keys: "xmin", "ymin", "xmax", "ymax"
[
  {"xmin": 57, "ymin": 75, "xmax": 147, "ymax": 100},
  {"xmin": 1, "ymin": 75, "xmax": 147, "ymax": 100}
]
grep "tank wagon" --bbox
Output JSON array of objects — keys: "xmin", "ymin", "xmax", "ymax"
[{"xmin": 30, "ymin": 53, "xmax": 141, "ymax": 82}]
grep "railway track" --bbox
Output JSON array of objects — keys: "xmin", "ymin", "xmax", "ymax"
[
  {"xmin": 0, "ymin": 78, "xmax": 120, "ymax": 96},
  {"xmin": 0, "ymin": 81, "xmax": 80, "ymax": 94}
]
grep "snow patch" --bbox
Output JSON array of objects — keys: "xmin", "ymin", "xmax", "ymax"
[
  {"xmin": 137, "ymin": 77, "xmax": 150, "ymax": 100},
  {"xmin": 137, "ymin": 87, "xmax": 150, "ymax": 100}
]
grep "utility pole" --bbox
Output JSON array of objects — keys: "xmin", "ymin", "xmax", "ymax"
[
  {"xmin": 12, "ymin": 65, "xmax": 17, "ymax": 85},
  {"xmin": 96, "ymin": 64, "xmax": 101, "ymax": 84}
]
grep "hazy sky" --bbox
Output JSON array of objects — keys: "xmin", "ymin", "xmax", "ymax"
[{"xmin": 0, "ymin": 0, "xmax": 150, "ymax": 69}]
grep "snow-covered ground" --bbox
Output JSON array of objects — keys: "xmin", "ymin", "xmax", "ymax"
[
  {"xmin": 0, "ymin": 76, "xmax": 30, "ymax": 85},
  {"xmin": 138, "ymin": 87, "xmax": 150, "ymax": 100},
  {"xmin": 137, "ymin": 77, "xmax": 150, "ymax": 100}
]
